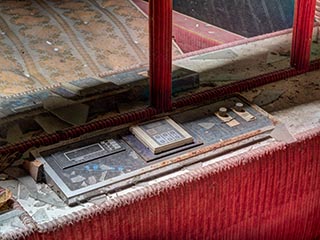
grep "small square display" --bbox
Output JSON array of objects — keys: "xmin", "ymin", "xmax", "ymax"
[{"xmin": 130, "ymin": 117, "xmax": 193, "ymax": 154}]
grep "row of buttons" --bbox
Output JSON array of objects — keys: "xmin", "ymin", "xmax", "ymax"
[
  {"xmin": 216, "ymin": 102, "xmax": 256, "ymax": 127},
  {"xmin": 101, "ymin": 139, "xmax": 122, "ymax": 151},
  {"xmin": 218, "ymin": 102, "xmax": 244, "ymax": 117},
  {"xmin": 153, "ymin": 130, "xmax": 183, "ymax": 145}
]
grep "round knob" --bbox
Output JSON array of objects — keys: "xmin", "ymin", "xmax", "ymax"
[
  {"xmin": 235, "ymin": 102, "xmax": 244, "ymax": 112},
  {"xmin": 218, "ymin": 107, "xmax": 228, "ymax": 117}
]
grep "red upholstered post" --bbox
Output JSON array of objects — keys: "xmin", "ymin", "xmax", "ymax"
[
  {"xmin": 291, "ymin": 0, "xmax": 317, "ymax": 70},
  {"xmin": 149, "ymin": 0, "xmax": 173, "ymax": 112}
]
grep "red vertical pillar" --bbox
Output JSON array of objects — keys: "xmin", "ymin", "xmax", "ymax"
[
  {"xmin": 149, "ymin": 0, "xmax": 173, "ymax": 112},
  {"xmin": 291, "ymin": 0, "xmax": 317, "ymax": 70}
]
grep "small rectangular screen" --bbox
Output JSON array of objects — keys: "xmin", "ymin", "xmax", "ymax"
[{"xmin": 64, "ymin": 144, "xmax": 103, "ymax": 161}]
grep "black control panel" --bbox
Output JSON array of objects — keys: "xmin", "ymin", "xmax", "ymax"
[{"xmin": 35, "ymin": 95, "xmax": 276, "ymax": 205}]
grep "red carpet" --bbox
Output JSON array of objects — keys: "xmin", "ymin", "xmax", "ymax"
[{"xmin": 13, "ymin": 126, "xmax": 319, "ymax": 240}]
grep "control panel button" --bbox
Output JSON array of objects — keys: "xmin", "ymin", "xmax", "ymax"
[
  {"xmin": 218, "ymin": 107, "xmax": 228, "ymax": 117},
  {"xmin": 234, "ymin": 102, "xmax": 244, "ymax": 112}
]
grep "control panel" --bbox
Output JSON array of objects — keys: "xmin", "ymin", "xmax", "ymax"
[{"xmin": 34, "ymin": 95, "xmax": 276, "ymax": 205}]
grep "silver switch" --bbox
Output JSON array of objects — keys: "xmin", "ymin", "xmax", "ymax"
[
  {"xmin": 218, "ymin": 107, "xmax": 228, "ymax": 117},
  {"xmin": 235, "ymin": 102, "xmax": 244, "ymax": 112}
]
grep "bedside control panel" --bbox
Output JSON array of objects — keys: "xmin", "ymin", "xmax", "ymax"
[{"xmin": 35, "ymin": 95, "xmax": 276, "ymax": 205}]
